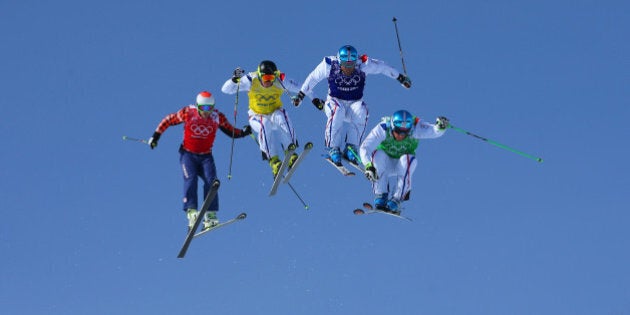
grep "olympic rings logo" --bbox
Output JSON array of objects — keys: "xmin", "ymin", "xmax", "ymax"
[
  {"xmin": 334, "ymin": 74, "xmax": 362, "ymax": 85},
  {"xmin": 255, "ymin": 95, "xmax": 278, "ymax": 102},
  {"xmin": 382, "ymin": 141, "xmax": 411, "ymax": 156},
  {"xmin": 190, "ymin": 124, "xmax": 213, "ymax": 136}
]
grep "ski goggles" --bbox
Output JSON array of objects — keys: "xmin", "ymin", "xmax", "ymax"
[
  {"xmin": 340, "ymin": 60, "xmax": 356, "ymax": 68},
  {"xmin": 392, "ymin": 120, "xmax": 412, "ymax": 134},
  {"xmin": 339, "ymin": 52, "xmax": 358, "ymax": 68},
  {"xmin": 393, "ymin": 120, "xmax": 412, "ymax": 129},
  {"xmin": 260, "ymin": 74, "xmax": 276, "ymax": 82},
  {"xmin": 197, "ymin": 104, "xmax": 214, "ymax": 112}
]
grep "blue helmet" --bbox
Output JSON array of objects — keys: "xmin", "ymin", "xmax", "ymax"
[
  {"xmin": 390, "ymin": 110, "xmax": 415, "ymax": 135},
  {"xmin": 337, "ymin": 45, "xmax": 358, "ymax": 67}
]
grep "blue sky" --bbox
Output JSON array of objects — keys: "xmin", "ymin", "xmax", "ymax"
[{"xmin": 1, "ymin": 0, "xmax": 629, "ymax": 314}]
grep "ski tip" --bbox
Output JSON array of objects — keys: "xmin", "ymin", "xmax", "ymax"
[
  {"xmin": 212, "ymin": 179, "xmax": 221, "ymax": 187},
  {"xmin": 237, "ymin": 213, "xmax": 247, "ymax": 220},
  {"xmin": 353, "ymin": 209, "xmax": 365, "ymax": 215},
  {"xmin": 362, "ymin": 202, "xmax": 373, "ymax": 210},
  {"xmin": 305, "ymin": 142, "xmax": 314, "ymax": 148}
]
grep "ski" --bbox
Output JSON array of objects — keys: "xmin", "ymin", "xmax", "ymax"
[
  {"xmin": 323, "ymin": 156, "xmax": 356, "ymax": 176},
  {"xmin": 194, "ymin": 212, "xmax": 247, "ymax": 238},
  {"xmin": 282, "ymin": 142, "xmax": 313, "ymax": 184},
  {"xmin": 343, "ymin": 146, "xmax": 364, "ymax": 173},
  {"xmin": 178, "ymin": 179, "xmax": 220, "ymax": 258},
  {"xmin": 269, "ymin": 146, "xmax": 296, "ymax": 196},
  {"xmin": 345, "ymin": 159, "xmax": 363, "ymax": 173},
  {"xmin": 353, "ymin": 202, "xmax": 412, "ymax": 221}
]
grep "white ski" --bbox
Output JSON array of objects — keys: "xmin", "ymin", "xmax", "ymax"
[
  {"xmin": 282, "ymin": 142, "xmax": 313, "ymax": 184},
  {"xmin": 323, "ymin": 157, "xmax": 356, "ymax": 176},
  {"xmin": 178, "ymin": 179, "xmax": 220, "ymax": 258},
  {"xmin": 353, "ymin": 202, "xmax": 412, "ymax": 221},
  {"xmin": 194, "ymin": 212, "xmax": 247, "ymax": 238},
  {"xmin": 269, "ymin": 146, "xmax": 296, "ymax": 196}
]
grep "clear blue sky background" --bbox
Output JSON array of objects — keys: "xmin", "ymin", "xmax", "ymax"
[{"xmin": 1, "ymin": 0, "xmax": 628, "ymax": 314}]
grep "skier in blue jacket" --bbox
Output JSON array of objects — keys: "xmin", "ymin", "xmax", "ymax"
[{"xmin": 292, "ymin": 45, "xmax": 411, "ymax": 170}]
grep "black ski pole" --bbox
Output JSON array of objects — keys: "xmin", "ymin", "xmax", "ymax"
[
  {"xmin": 392, "ymin": 17, "xmax": 408, "ymax": 75},
  {"xmin": 227, "ymin": 82, "xmax": 240, "ymax": 180},
  {"xmin": 287, "ymin": 181, "xmax": 309, "ymax": 210}
]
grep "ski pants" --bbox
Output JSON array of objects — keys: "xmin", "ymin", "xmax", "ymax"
[
  {"xmin": 324, "ymin": 97, "xmax": 368, "ymax": 151},
  {"xmin": 248, "ymin": 108, "xmax": 296, "ymax": 160},
  {"xmin": 371, "ymin": 150, "xmax": 417, "ymax": 201},
  {"xmin": 179, "ymin": 148, "xmax": 218, "ymax": 212}
]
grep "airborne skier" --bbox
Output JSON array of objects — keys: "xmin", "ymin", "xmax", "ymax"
[
  {"xmin": 360, "ymin": 110, "xmax": 449, "ymax": 213},
  {"xmin": 222, "ymin": 60, "xmax": 304, "ymax": 180},
  {"xmin": 292, "ymin": 45, "xmax": 412, "ymax": 172},
  {"xmin": 147, "ymin": 91, "xmax": 251, "ymax": 231}
]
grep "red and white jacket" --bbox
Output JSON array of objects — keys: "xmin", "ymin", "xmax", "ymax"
[{"xmin": 155, "ymin": 105, "xmax": 246, "ymax": 154}]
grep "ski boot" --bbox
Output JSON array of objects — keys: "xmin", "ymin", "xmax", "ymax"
[
  {"xmin": 186, "ymin": 208, "xmax": 198, "ymax": 232},
  {"xmin": 203, "ymin": 211, "xmax": 219, "ymax": 230},
  {"xmin": 374, "ymin": 193, "xmax": 388, "ymax": 210},
  {"xmin": 327, "ymin": 147, "xmax": 342, "ymax": 166},
  {"xmin": 344, "ymin": 144, "xmax": 360, "ymax": 166},
  {"xmin": 269, "ymin": 156, "xmax": 282, "ymax": 178},
  {"xmin": 288, "ymin": 152, "xmax": 299, "ymax": 170},
  {"xmin": 386, "ymin": 199, "xmax": 401, "ymax": 215}
]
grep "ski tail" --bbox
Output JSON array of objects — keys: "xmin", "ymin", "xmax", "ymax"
[{"xmin": 323, "ymin": 155, "xmax": 356, "ymax": 176}]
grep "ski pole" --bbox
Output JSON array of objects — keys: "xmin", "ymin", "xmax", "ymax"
[
  {"xmin": 392, "ymin": 17, "xmax": 408, "ymax": 75},
  {"xmin": 122, "ymin": 135, "xmax": 148, "ymax": 145},
  {"xmin": 227, "ymin": 82, "xmax": 240, "ymax": 180},
  {"xmin": 275, "ymin": 76, "xmax": 294, "ymax": 98},
  {"xmin": 346, "ymin": 146, "xmax": 363, "ymax": 165},
  {"xmin": 287, "ymin": 181, "xmax": 309, "ymax": 210},
  {"xmin": 449, "ymin": 125, "xmax": 543, "ymax": 163}
]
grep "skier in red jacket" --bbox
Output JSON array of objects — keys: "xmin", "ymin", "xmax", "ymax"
[{"xmin": 148, "ymin": 91, "xmax": 251, "ymax": 231}]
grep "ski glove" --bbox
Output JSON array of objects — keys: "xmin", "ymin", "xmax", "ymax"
[
  {"xmin": 148, "ymin": 132, "xmax": 161, "ymax": 149},
  {"xmin": 364, "ymin": 163, "xmax": 378, "ymax": 181},
  {"xmin": 231, "ymin": 67, "xmax": 245, "ymax": 83},
  {"xmin": 242, "ymin": 125, "xmax": 252, "ymax": 136},
  {"xmin": 436, "ymin": 116, "xmax": 450, "ymax": 130},
  {"xmin": 312, "ymin": 98, "xmax": 325, "ymax": 111},
  {"xmin": 292, "ymin": 91, "xmax": 305, "ymax": 107},
  {"xmin": 397, "ymin": 73, "xmax": 412, "ymax": 88}
]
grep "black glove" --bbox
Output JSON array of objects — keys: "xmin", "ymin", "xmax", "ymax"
[
  {"xmin": 291, "ymin": 91, "xmax": 305, "ymax": 107},
  {"xmin": 242, "ymin": 125, "xmax": 252, "ymax": 136},
  {"xmin": 312, "ymin": 98, "xmax": 325, "ymax": 110},
  {"xmin": 364, "ymin": 163, "xmax": 378, "ymax": 181},
  {"xmin": 231, "ymin": 67, "xmax": 245, "ymax": 83},
  {"xmin": 397, "ymin": 73, "xmax": 412, "ymax": 88},
  {"xmin": 436, "ymin": 116, "xmax": 450, "ymax": 130},
  {"xmin": 148, "ymin": 132, "xmax": 161, "ymax": 149}
]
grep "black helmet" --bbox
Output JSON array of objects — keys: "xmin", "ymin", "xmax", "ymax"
[{"xmin": 257, "ymin": 60, "xmax": 278, "ymax": 76}]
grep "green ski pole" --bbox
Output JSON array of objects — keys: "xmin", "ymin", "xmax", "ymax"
[{"xmin": 449, "ymin": 125, "xmax": 543, "ymax": 163}]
